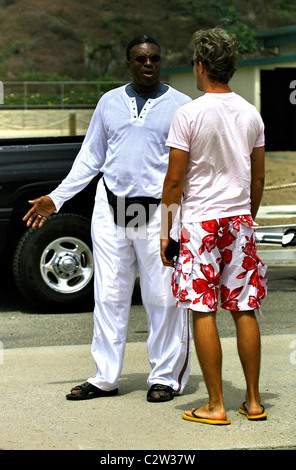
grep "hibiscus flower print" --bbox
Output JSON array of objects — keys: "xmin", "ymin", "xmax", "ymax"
[
  {"xmin": 181, "ymin": 227, "xmax": 190, "ymax": 244},
  {"xmin": 192, "ymin": 264, "xmax": 220, "ymax": 310},
  {"xmin": 236, "ymin": 232, "xmax": 268, "ymax": 305},
  {"xmin": 171, "ymin": 274, "xmax": 189, "ymax": 303},
  {"xmin": 198, "ymin": 218, "xmax": 236, "ymax": 262},
  {"xmin": 178, "ymin": 289, "xmax": 190, "ymax": 302},
  {"xmin": 231, "ymin": 215, "xmax": 255, "ymax": 231},
  {"xmin": 171, "ymin": 276, "xmax": 179, "ymax": 297},
  {"xmin": 237, "ymin": 233, "xmax": 259, "ymax": 281},
  {"xmin": 220, "ymin": 285, "xmax": 244, "ymax": 311},
  {"xmin": 248, "ymin": 296, "xmax": 259, "ymax": 309},
  {"xmin": 179, "ymin": 226, "xmax": 194, "ymax": 269}
]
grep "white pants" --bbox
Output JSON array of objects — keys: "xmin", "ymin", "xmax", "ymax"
[{"xmin": 87, "ymin": 178, "xmax": 191, "ymax": 392}]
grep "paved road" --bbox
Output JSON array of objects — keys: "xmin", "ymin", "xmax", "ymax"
[
  {"xmin": 0, "ymin": 264, "xmax": 295, "ymax": 350},
  {"xmin": 0, "ymin": 263, "xmax": 295, "ymax": 452}
]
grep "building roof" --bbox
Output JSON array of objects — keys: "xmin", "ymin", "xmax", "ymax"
[
  {"xmin": 162, "ymin": 25, "xmax": 296, "ymax": 75},
  {"xmin": 256, "ymin": 25, "xmax": 296, "ymax": 47}
]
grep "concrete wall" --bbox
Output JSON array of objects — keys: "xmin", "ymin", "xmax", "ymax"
[
  {"xmin": 169, "ymin": 60, "xmax": 296, "ymax": 112},
  {"xmin": 168, "ymin": 67, "xmax": 263, "ymax": 108},
  {"xmin": 168, "ymin": 68, "xmax": 262, "ymax": 108},
  {"xmin": 0, "ymin": 109, "xmax": 94, "ymax": 138}
]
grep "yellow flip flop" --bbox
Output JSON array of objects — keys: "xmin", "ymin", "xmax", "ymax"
[
  {"xmin": 239, "ymin": 402, "xmax": 267, "ymax": 420},
  {"xmin": 182, "ymin": 409, "xmax": 231, "ymax": 425}
]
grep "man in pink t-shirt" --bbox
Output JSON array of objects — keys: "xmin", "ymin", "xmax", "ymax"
[{"xmin": 161, "ymin": 28, "xmax": 267, "ymax": 425}]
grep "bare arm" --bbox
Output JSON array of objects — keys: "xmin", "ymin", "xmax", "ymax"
[
  {"xmin": 160, "ymin": 147, "xmax": 189, "ymax": 266},
  {"xmin": 250, "ymin": 146, "xmax": 265, "ymax": 220}
]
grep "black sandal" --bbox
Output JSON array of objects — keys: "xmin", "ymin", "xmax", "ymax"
[
  {"xmin": 66, "ymin": 381, "xmax": 118, "ymax": 400},
  {"xmin": 147, "ymin": 384, "xmax": 176, "ymax": 402}
]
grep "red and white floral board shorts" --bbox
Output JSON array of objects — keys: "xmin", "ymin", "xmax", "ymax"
[{"xmin": 172, "ymin": 215, "xmax": 268, "ymax": 313}]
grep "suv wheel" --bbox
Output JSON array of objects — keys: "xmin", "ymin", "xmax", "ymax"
[{"xmin": 13, "ymin": 213, "xmax": 94, "ymax": 311}]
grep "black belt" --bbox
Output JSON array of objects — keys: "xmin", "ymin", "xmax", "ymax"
[{"xmin": 103, "ymin": 178, "xmax": 161, "ymax": 227}]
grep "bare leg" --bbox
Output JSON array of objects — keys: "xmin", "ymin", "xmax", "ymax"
[
  {"xmin": 184, "ymin": 311, "xmax": 228, "ymax": 421},
  {"xmin": 231, "ymin": 310, "xmax": 263, "ymax": 415}
]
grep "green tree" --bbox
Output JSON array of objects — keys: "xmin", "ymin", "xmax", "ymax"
[{"xmin": 211, "ymin": 0, "xmax": 257, "ymax": 53}]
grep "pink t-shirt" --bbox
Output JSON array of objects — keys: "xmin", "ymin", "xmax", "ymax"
[{"xmin": 166, "ymin": 92, "xmax": 265, "ymax": 222}]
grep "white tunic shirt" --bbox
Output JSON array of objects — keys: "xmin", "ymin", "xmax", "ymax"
[
  {"xmin": 49, "ymin": 84, "xmax": 191, "ymax": 211},
  {"xmin": 166, "ymin": 92, "xmax": 265, "ymax": 222}
]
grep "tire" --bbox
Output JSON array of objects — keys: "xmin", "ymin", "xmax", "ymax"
[{"xmin": 13, "ymin": 213, "xmax": 94, "ymax": 311}]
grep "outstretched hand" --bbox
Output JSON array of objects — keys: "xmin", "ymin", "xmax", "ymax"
[{"xmin": 22, "ymin": 196, "xmax": 56, "ymax": 228}]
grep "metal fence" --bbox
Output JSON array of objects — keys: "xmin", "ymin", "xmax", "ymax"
[{"xmin": 1, "ymin": 81, "xmax": 128, "ymax": 109}]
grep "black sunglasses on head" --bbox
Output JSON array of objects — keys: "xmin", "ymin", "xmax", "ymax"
[{"xmin": 134, "ymin": 54, "xmax": 161, "ymax": 63}]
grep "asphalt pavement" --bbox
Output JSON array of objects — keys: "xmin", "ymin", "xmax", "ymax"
[
  {"xmin": 1, "ymin": 255, "xmax": 295, "ymax": 453},
  {"xmin": 1, "ymin": 334, "xmax": 295, "ymax": 453}
]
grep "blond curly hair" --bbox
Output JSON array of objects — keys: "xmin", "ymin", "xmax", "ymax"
[{"xmin": 192, "ymin": 28, "xmax": 238, "ymax": 84}]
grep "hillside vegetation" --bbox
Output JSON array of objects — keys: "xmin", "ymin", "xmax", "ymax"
[{"xmin": 0, "ymin": 0, "xmax": 296, "ymax": 81}]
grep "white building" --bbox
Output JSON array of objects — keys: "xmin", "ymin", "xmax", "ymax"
[{"xmin": 163, "ymin": 25, "xmax": 296, "ymax": 151}]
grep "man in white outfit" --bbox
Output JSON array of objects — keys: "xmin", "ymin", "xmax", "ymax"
[{"xmin": 23, "ymin": 36, "xmax": 191, "ymax": 402}]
